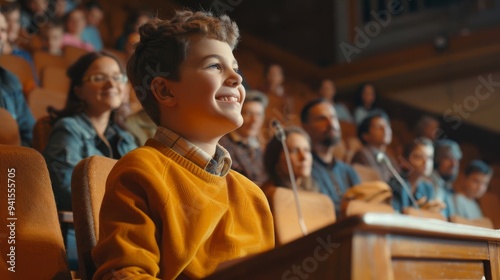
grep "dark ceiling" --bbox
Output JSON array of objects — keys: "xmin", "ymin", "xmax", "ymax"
[{"xmin": 175, "ymin": 0, "xmax": 337, "ymax": 66}]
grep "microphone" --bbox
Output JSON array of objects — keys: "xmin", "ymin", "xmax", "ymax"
[
  {"xmin": 376, "ymin": 152, "xmax": 420, "ymax": 210},
  {"xmin": 271, "ymin": 120, "xmax": 308, "ymax": 236},
  {"xmin": 271, "ymin": 120, "xmax": 286, "ymax": 142}
]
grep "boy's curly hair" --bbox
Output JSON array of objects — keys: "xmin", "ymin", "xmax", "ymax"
[{"xmin": 127, "ymin": 10, "xmax": 240, "ymax": 125}]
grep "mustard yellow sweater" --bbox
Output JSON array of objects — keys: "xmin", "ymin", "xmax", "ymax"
[{"xmin": 92, "ymin": 139, "xmax": 275, "ymax": 279}]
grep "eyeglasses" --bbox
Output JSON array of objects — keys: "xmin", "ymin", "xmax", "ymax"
[{"xmin": 82, "ymin": 73, "xmax": 128, "ymax": 85}]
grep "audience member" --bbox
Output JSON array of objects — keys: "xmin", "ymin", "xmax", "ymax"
[
  {"xmin": 262, "ymin": 63, "xmax": 297, "ymax": 126},
  {"xmin": 39, "ymin": 18, "xmax": 64, "ymax": 55},
  {"xmin": 219, "ymin": 90, "xmax": 268, "ymax": 186},
  {"xmin": 301, "ymin": 98, "xmax": 360, "ymax": 216},
  {"xmin": 43, "ymin": 51, "xmax": 137, "ymax": 270},
  {"xmin": 454, "ymin": 160, "xmax": 493, "ymax": 219},
  {"xmin": 115, "ymin": 8, "xmax": 152, "ymax": 51},
  {"xmin": 63, "ymin": 0, "xmax": 79, "ymax": 14},
  {"xmin": 431, "ymin": 139, "xmax": 463, "ymax": 218},
  {"xmin": 318, "ymin": 79, "xmax": 353, "ymax": 123},
  {"xmin": 19, "ymin": 0, "xmax": 49, "ymax": 31},
  {"xmin": 415, "ymin": 115, "xmax": 441, "ymax": 142},
  {"xmin": 81, "ymin": 1, "xmax": 104, "ymax": 51},
  {"xmin": 1, "ymin": 3, "xmax": 38, "ymax": 86},
  {"xmin": 263, "ymin": 125, "xmax": 318, "ymax": 192},
  {"xmin": 53, "ymin": 0, "xmax": 68, "ymax": 17},
  {"xmin": 353, "ymin": 83, "xmax": 388, "ymax": 125},
  {"xmin": 92, "ymin": 11, "xmax": 274, "ymax": 279},
  {"xmin": 351, "ymin": 113, "xmax": 396, "ymax": 182},
  {"xmin": 1, "ymin": 2, "xmax": 22, "ymax": 44},
  {"xmin": 0, "ymin": 12, "xmax": 34, "ymax": 146},
  {"xmin": 62, "ymin": 8, "xmax": 94, "ymax": 51},
  {"xmin": 389, "ymin": 137, "xmax": 445, "ymax": 213}
]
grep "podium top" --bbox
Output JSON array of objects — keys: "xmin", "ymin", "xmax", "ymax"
[
  {"xmin": 355, "ymin": 213, "xmax": 500, "ymax": 240},
  {"xmin": 204, "ymin": 213, "xmax": 500, "ymax": 280}
]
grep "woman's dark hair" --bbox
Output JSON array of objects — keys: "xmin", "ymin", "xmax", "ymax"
[
  {"xmin": 263, "ymin": 126, "xmax": 315, "ymax": 190},
  {"xmin": 354, "ymin": 82, "xmax": 379, "ymax": 109},
  {"xmin": 48, "ymin": 51, "xmax": 127, "ymax": 125},
  {"xmin": 63, "ymin": 8, "xmax": 84, "ymax": 29},
  {"xmin": 357, "ymin": 113, "xmax": 387, "ymax": 145},
  {"xmin": 399, "ymin": 137, "xmax": 433, "ymax": 176},
  {"xmin": 403, "ymin": 137, "xmax": 433, "ymax": 160},
  {"xmin": 465, "ymin": 160, "xmax": 493, "ymax": 177}
]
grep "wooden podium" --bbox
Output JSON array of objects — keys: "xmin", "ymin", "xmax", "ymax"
[{"xmin": 205, "ymin": 213, "xmax": 500, "ymax": 280}]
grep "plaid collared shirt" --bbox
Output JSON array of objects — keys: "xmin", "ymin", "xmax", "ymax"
[{"xmin": 154, "ymin": 126, "xmax": 232, "ymax": 176}]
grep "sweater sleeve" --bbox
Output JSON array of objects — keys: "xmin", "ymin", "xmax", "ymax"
[{"xmin": 92, "ymin": 161, "xmax": 162, "ymax": 280}]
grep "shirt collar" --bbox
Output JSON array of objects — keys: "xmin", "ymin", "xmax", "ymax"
[
  {"xmin": 154, "ymin": 126, "xmax": 232, "ymax": 176},
  {"xmin": 312, "ymin": 152, "xmax": 337, "ymax": 168}
]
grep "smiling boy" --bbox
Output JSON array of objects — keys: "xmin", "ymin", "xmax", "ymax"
[{"xmin": 92, "ymin": 11, "xmax": 275, "ymax": 280}]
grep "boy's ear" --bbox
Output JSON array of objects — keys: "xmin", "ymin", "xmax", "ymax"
[{"xmin": 151, "ymin": 77, "xmax": 176, "ymax": 106}]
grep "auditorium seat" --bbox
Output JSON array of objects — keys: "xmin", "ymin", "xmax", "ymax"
[
  {"xmin": 32, "ymin": 116, "xmax": 52, "ymax": 152},
  {"xmin": 28, "ymin": 87, "xmax": 67, "ymax": 120},
  {"xmin": 352, "ymin": 163, "xmax": 382, "ymax": 182},
  {"xmin": 33, "ymin": 51, "xmax": 67, "ymax": 80},
  {"xmin": 0, "ymin": 145, "xmax": 72, "ymax": 279},
  {"xmin": 71, "ymin": 156, "xmax": 117, "ymax": 280},
  {"xmin": 0, "ymin": 108, "xmax": 21, "ymax": 146},
  {"xmin": 63, "ymin": 46, "xmax": 89, "ymax": 66},
  {"xmin": 479, "ymin": 192, "xmax": 500, "ymax": 228},
  {"xmin": 41, "ymin": 66, "xmax": 70, "ymax": 95},
  {"xmin": 103, "ymin": 48, "xmax": 128, "ymax": 67},
  {"xmin": 264, "ymin": 186, "xmax": 336, "ymax": 246},
  {"xmin": 459, "ymin": 142, "xmax": 480, "ymax": 169},
  {"xmin": 339, "ymin": 120, "xmax": 357, "ymax": 140},
  {"xmin": 0, "ymin": 54, "xmax": 37, "ymax": 97},
  {"xmin": 390, "ymin": 119, "xmax": 414, "ymax": 147},
  {"xmin": 344, "ymin": 136, "xmax": 363, "ymax": 163}
]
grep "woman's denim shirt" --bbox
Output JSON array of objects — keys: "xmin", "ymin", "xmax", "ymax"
[{"xmin": 43, "ymin": 112, "xmax": 137, "ymax": 211}]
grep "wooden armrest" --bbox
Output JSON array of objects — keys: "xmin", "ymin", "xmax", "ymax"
[{"xmin": 58, "ymin": 211, "xmax": 74, "ymax": 223}]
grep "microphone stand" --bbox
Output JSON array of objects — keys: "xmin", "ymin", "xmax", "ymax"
[
  {"xmin": 377, "ymin": 153, "xmax": 420, "ymax": 211},
  {"xmin": 273, "ymin": 121, "xmax": 308, "ymax": 236}
]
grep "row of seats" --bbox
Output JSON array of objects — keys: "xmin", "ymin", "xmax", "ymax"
[
  {"xmin": 0, "ymin": 144, "xmax": 114, "ymax": 279},
  {"xmin": 0, "ymin": 144, "xmax": 494, "ymax": 279}
]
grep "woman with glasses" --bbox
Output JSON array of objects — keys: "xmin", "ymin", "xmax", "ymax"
[{"xmin": 43, "ymin": 51, "xmax": 137, "ymax": 270}]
